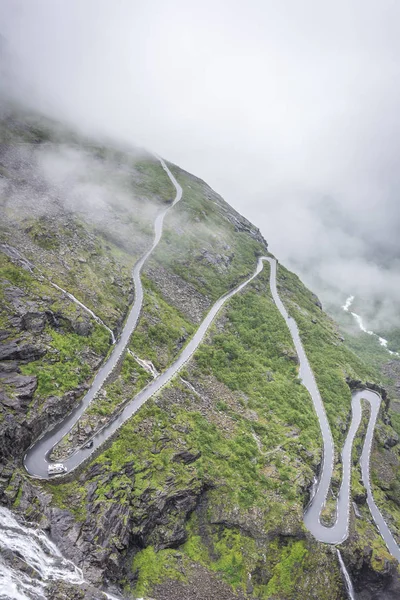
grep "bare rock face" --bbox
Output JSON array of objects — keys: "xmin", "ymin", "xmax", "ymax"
[
  {"xmin": 1, "ymin": 454, "xmax": 213, "ymax": 590},
  {"xmin": 20, "ymin": 311, "xmax": 47, "ymax": 333},
  {"xmin": 353, "ymin": 560, "xmax": 400, "ymax": 600},
  {"xmin": 0, "ymin": 372, "xmax": 37, "ymax": 409},
  {"xmin": 46, "ymin": 581, "xmax": 111, "ymax": 600},
  {"xmin": 172, "ymin": 449, "xmax": 202, "ymax": 464},
  {"xmin": 145, "ymin": 263, "xmax": 211, "ymax": 324},
  {"xmin": 0, "ymin": 340, "xmax": 46, "ymax": 362}
]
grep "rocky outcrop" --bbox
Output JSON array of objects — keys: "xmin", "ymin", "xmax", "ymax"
[
  {"xmin": 0, "ymin": 381, "xmax": 88, "ymax": 464},
  {"xmin": 0, "ymin": 339, "xmax": 46, "ymax": 362},
  {"xmin": 346, "ymin": 378, "xmax": 389, "ymax": 410},
  {"xmin": 20, "ymin": 311, "xmax": 47, "ymax": 333},
  {"xmin": 198, "ymin": 248, "xmax": 234, "ymax": 271},
  {"xmin": 172, "ymin": 449, "xmax": 202, "ymax": 464},
  {"xmin": 46, "ymin": 581, "xmax": 111, "ymax": 600},
  {"xmin": 145, "ymin": 263, "xmax": 211, "ymax": 324},
  {"xmin": 350, "ymin": 552, "xmax": 400, "ymax": 600},
  {"xmin": 0, "ymin": 372, "xmax": 37, "ymax": 409},
  {"xmin": 2, "ymin": 464, "xmax": 213, "ymax": 588}
]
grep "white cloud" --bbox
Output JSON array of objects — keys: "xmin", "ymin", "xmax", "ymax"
[{"xmin": 2, "ymin": 0, "xmax": 400, "ymax": 325}]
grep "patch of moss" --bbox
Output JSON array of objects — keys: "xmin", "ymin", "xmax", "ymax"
[
  {"xmin": 134, "ymin": 159, "xmax": 176, "ymax": 203},
  {"xmin": 132, "ymin": 546, "xmax": 187, "ymax": 597},
  {"xmin": 45, "ymin": 480, "xmax": 87, "ymax": 522},
  {"xmin": 87, "ymin": 352, "xmax": 151, "ymax": 417},
  {"xmin": 21, "ymin": 324, "xmax": 109, "ymax": 400},
  {"xmin": 152, "ymin": 164, "xmax": 266, "ymax": 301},
  {"xmin": 129, "ymin": 275, "xmax": 196, "ymax": 370}
]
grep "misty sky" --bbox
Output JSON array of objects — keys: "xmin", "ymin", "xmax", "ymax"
[{"xmin": 2, "ymin": 0, "xmax": 400, "ymax": 326}]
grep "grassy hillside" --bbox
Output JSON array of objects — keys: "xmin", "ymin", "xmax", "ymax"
[{"xmin": 1, "ymin": 106, "xmax": 399, "ymax": 600}]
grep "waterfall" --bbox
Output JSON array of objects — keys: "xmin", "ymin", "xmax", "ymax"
[
  {"xmin": 342, "ymin": 295, "xmax": 398, "ymax": 356},
  {"xmin": 0, "ymin": 506, "xmax": 83, "ymax": 599},
  {"xmin": 337, "ymin": 549, "xmax": 356, "ymax": 600}
]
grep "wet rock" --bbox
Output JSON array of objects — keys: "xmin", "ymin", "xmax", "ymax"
[
  {"xmin": 46, "ymin": 311, "xmax": 93, "ymax": 336},
  {"xmin": 352, "ymin": 558, "xmax": 400, "ymax": 600},
  {"xmin": 353, "ymin": 490, "xmax": 367, "ymax": 505},
  {"xmin": 46, "ymin": 580, "xmax": 110, "ymax": 599},
  {"xmin": 0, "ymin": 372, "xmax": 37, "ymax": 407},
  {"xmin": 20, "ymin": 311, "xmax": 47, "ymax": 333},
  {"xmin": 172, "ymin": 449, "xmax": 202, "ymax": 464},
  {"xmin": 0, "ymin": 340, "xmax": 46, "ymax": 362},
  {"xmin": 1, "ymin": 547, "xmax": 41, "ymax": 581},
  {"xmin": 0, "ymin": 361, "xmax": 19, "ymax": 373},
  {"xmin": 135, "ymin": 483, "xmax": 209, "ymax": 551},
  {"xmin": 70, "ymin": 317, "xmax": 93, "ymax": 337},
  {"xmin": 0, "ymin": 243, "xmax": 35, "ymax": 272},
  {"xmin": 45, "ymin": 309, "xmax": 60, "ymax": 328},
  {"xmin": 383, "ymin": 432, "xmax": 399, "ymax": 449}
]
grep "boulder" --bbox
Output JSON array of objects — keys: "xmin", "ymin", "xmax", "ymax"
[
  {"xmin": 20, "ymin": 311, "xmax": 47, "ymax": 333},
  {"xmin": 0, "ymin": 372, "xmax": 37, "ymax": 408},
  {"xmin": 0, "ymin": 341, "xmax": 46, "ymax": 362},
  {"xmin": 172, "ymin": 449, "xmax": 202, "ymax": 464}
]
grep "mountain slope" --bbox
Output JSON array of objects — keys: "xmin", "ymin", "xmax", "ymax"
[{"xmin": 1, "ymin": 105, "xmax": 400, "ymax": 600}]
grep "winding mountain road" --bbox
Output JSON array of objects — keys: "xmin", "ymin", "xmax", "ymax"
[
  {"xmin": 23, "ymin": 160, "xmax": 400, "ymax": 563},
  {"xmin": 266, "ymin": 262, "xmax": 400, "ymax": 560},
  {"xmin": 24, "ymin": 156, "xmax": 182, "ymax": 478}
]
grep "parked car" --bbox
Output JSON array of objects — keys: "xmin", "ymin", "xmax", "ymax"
[{"xmin": 47, "ymin": 463, "xmax": 67, "ymax": 475}]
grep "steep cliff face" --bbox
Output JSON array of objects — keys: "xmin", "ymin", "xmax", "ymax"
[{"xmin": 1, "ymin": 106, "xmax": 399, "ymax": 599}]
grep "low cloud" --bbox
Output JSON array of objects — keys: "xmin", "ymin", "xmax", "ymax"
[{"xmin": 1, "ymin": 0, "xmax": 400, "ymax": 328}]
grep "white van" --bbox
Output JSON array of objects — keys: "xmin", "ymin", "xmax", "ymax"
[{"xmin": 47, "ymin": 463, "xmax": 67, "ymax": 475}]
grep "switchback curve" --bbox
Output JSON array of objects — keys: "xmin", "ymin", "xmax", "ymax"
[{"xmin": 266, "ymin": 260, "xmax": 400, "ymax": 560}]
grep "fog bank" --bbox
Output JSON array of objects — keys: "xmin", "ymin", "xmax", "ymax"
[{"xmin": 2, "ymin": 0, "xmax": 400, "ymax": 328}]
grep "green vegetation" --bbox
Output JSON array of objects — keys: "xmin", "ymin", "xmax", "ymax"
[
  {"xmin": 22, "ymin": 325, "xmax": 109, "ymax": 399},
  {"xmin": 87, "ymin": 352, "xmax": 150, "ymax": 417},
  {"xmin": 265, "ymin": 539, "xmax": 308, "ymax": 597},
  {"xmin": 49, "ymin": 269, "xmax": 329, "ymax": 597},
  {"xmin": 46, "ymin": 480, "xmax": 88, "ymax": 522},
  {"xmin": 277, "ymin": 266, "xmax": 379, "ymax": 445},
  {"xmin": 134, "ymin": 159, "xmax": 176, "ymax": 202},
  {"xmin": 129, "ymin": 275, "xmax": 195, "ymax": 370},
  {"xmin": 184, "ymin": 522, "xmax": 261, "ymax": 588},
  {"xmin": 390, "ymin": 410, "xmax": 400, "ymax": 437},
  {"xmin": 0, "ymin": 253, "xmax": 111, "ymax": 402},
  {"xmin": 132, "ymin": 547, "xmax": 187, "ymax": 596},
  {"xmin": 3, "ymin": 107, "xmax": 399, "ymax": 599},
  {"xmin": 195, "ymin": 268, "xmax": 321, "ymax": 454},
  {"xmin": 152, "ymin": 164, "xmax": 266, "ymax": 301},
  {"xmin": 378, "ymin": 328, "xmax": 400, "ymax": 354},
  {"xmin": 25, "ymin": 217, "xmax": 60, "ymax": 250}
]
